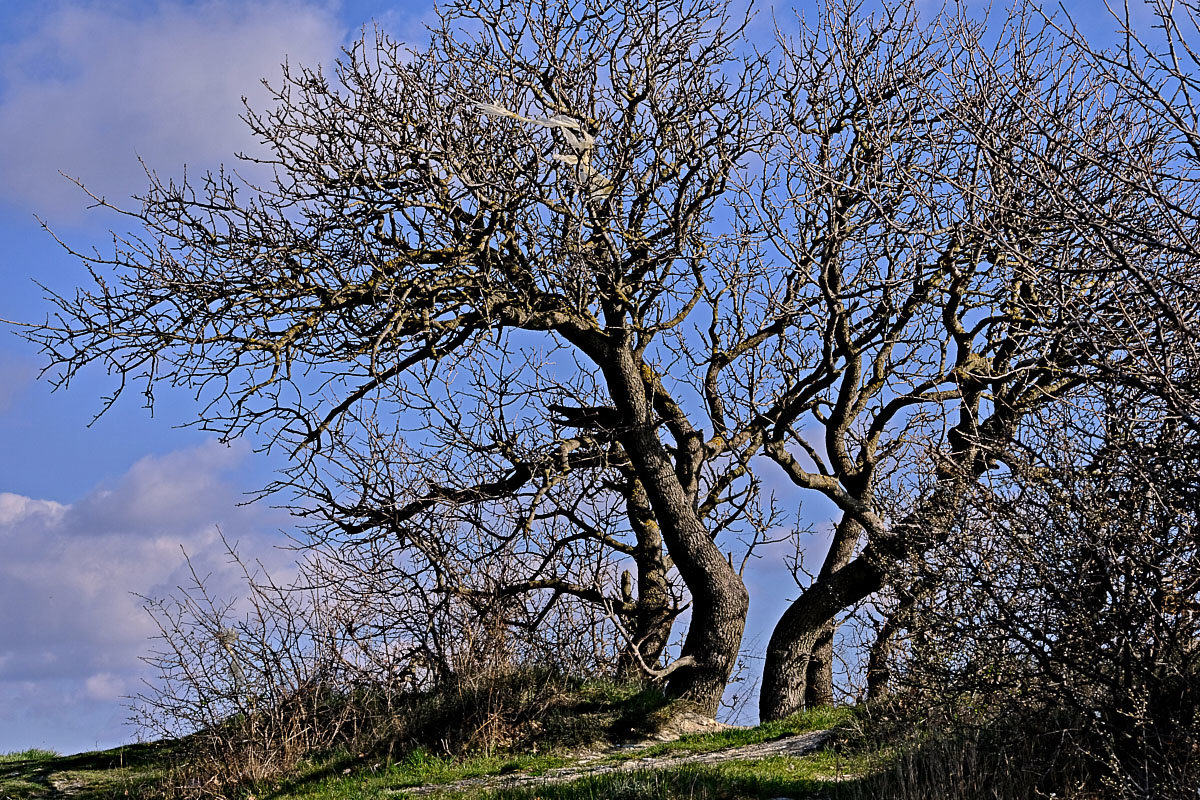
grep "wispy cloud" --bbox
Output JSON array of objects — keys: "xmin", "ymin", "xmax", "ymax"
[
  {"xmin": 0, "ymin": 356, "xmax": 36, "ymax": 414},
  {"xmin": 0, "ymin": 439, "xmax": 291, "ymax": 753},
  {"xmin": 0, "ymin": 1, "xmax": 345, "ymax": 221}
]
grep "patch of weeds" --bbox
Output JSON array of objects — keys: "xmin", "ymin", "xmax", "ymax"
[{"xmin": 0, "ymin": 749, "xmax": 58, "ymax": 763}]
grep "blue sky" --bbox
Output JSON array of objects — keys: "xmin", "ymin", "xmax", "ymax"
[
  {"xmin": 0, "ymin": 0, "xmax": 433, "ymax": 755},
  {"xmin": 0, "ymin": 0, "xmax": 1151, "ymax": 756}
]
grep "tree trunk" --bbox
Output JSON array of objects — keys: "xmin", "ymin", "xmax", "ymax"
[
  {"xmin": 760, "ymin": 554, "xmax": 884, "ymax": 720},
  {"xmin": 663, "ymin": 572, "xmax": 748, "ymax": 713},
  {"xmin": 760, "ymin": 470, "xmax": 977, "ymax": 720},
  {"xmin": 617, "ymin": 479, "xmax": 678, "ymax": 676},
  {"xmin": 601, "ymin": 345, "xmax": 749, "ymax": 715},
  {"xmin": 627, "ymin": 422, "xmax": 748, "ymax": 713},
  {"xmin": 794, "ymin": 516, "xmax": 864, "ymax": 710}
]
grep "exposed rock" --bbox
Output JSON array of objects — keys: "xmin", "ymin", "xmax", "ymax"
[{"xmin": 650, "ymin": 709, "xmax": 738, "ymax": 741}]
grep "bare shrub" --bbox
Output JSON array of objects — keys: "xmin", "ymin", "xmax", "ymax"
[
  {"xmin": 133, "ymin": 527, "xmax": 640, "ymax": 794},
  {"xmin": 872, "ymin": 392, "xmax": 1200, "ymax": 798},
  {"xmin": 837, "ymin": 702, "xmax": 1092, "ymax": 800},
  {"xmin": 133, "ymin": 540, "xmax": 400, "ymax": 791}
]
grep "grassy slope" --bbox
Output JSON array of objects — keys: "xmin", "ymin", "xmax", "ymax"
[
  {"xmin": 0, "ymin": 706, "xmax": 876, "ymax": 800},
  {"xmin": 0, "ymin": 741, "xmax": 178, "ymax": 799}
]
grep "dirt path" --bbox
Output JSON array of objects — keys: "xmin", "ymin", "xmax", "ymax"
[{"xmin": 383, "ymin": 729, "xmax": 832, "ymax": 797}]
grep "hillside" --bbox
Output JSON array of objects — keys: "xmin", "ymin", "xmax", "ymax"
[{"xmin": 1, "ymin": 704, "xmax": 870, "ymax": 800}]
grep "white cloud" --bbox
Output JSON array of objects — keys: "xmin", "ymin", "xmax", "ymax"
[
  {"xmin": 0, "ymin": 439, "xmax": 293, "ymax": 753},
  {"xmin": 84, "ymin": 672, "xmax": 127, "ymax": 702},
  {"xmin": 0, "ymin": 492, "xmax": 66, "ymax": 527},
  {"xmin": 0, "ymin": 0, "xmax": 346, "ymax": 221}
]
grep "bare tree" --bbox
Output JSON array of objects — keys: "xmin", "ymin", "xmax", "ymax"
[
  {"xmin": 745, "ymin": 0, "xmax": 1200, "ymax": 719},
  {"xmin": 1036, "ymin": 0, "xmax": 1200, "ymax": 430},
  {"xmin": 28, "ymin": 0, "xmax": 771, "ymax": 713}
]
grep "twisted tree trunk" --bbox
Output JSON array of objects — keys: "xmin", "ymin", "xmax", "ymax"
[
  {"xmin": 601, "ymin": 344, "xmax": 750, "ymax": 714},
  {"xmin": 761, "ymin": 556, "xmax": 884, "ymax": 719},
  {"xmin": 800, "ymin": 517, "xmax": 864, "ymax": 708},
  {"xmin": 761, "ymin": 470, "xmax": 977, "ymax": 720},
  {"xmin": 617, "ymin": 479, "xmax": 679, "ymax": 676}
]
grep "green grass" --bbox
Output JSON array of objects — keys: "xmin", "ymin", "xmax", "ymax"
[
  {"xmin": 251, "ymin": 747, "xmax": 576, "ymax": 799},
  {"xmin": 0, "ymin": 749, "xmax": 58, "ymax": 763},
  {"xmin": 426, "ymin": 707, "xmax": 864, "ymax": 800},
  {"xmin": 0, "ymin": 750, "xmax": 57, "ymax": 798},
  {"xmin": 0, "ymin": 700, "xmax": 858, "ymax": 799},
  {"xmin": 256, "ymin": 708, "xmax": 852, "ymax": 799},
  {"xmin": 0, "ymin": 742, "xmax": 173, "ymax": 798},
  {"xmin": 3, "ymin": 698, "xmax": 1152, "ymax": 798},
  {"xmin": 457, "ymin": 750, "xmax": 873, "ymax": 800}
]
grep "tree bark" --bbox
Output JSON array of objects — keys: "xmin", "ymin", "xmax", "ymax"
[
  {"xmin": 804, "ymin": 624, "xmax": 836, "ymax": 707},
  {"xmin": 760, "ymin": 469, "xmax": 977, "ymax": 720},
  {"xmin": 617, "ymin": 479, "xmax": 678, "ymax": 676},
  {"xmin": 623, "ymin": 420, "xmax": 748, "ymax": 713}
]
